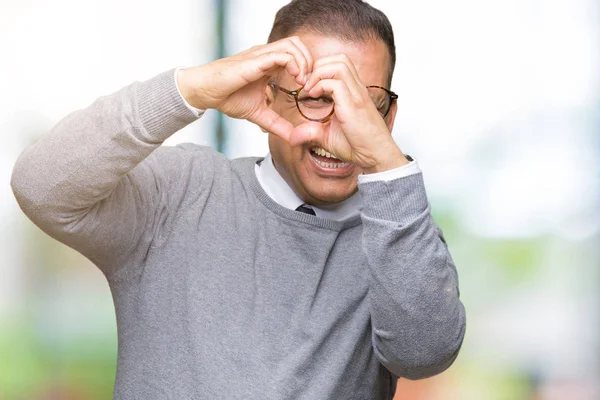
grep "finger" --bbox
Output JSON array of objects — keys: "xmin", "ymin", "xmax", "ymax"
[
  {"xmin": 304, "ymin": 61, "xmax": 364, "ymax": 99},
  {"xmin": 287, "ymin": 36, "xmax": 314, "ymax": 80},
  {"xmin": 242, "ymin": 52, "xmax": 301, "ymax": 84},
  {"xmin": 288, "ymin": 121, "xmax": 326, "ymax": 147},
  {"xmin": 307, "ymin": 79, "xmax": 358, "ymax": 115},
  {"xmin": 269, "ymin": 37, "xmax": 311, "ymax": 81},
  {"xmin": 310, "ymin": 54, "xmax": 362, "ymax": 87},
  {"xmin": 254, "ymin": 38, "xmax": 310, "ymax": 85},
  {"xmin": 248, "ymin": 107, "xmax": 294, "ymax": 142}
]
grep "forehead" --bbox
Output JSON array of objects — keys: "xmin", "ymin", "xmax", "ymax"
[{"xmin": 289, "ymin": 32, "xmax": 391, "ymax": 87}]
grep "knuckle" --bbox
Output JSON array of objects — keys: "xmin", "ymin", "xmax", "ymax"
[
  {"xmin": 328, "ymin": 54, "xmax": 345, "ymax": 63},
  {"xmin": 260, "ymin": 51, "xmax": 275, "ymax": 61},
  {"xmin": 337, "ymin": 62, "xmax": 351, "ymax": 74},
  {"xmin": 247, "ymin": 45, "xmax": 263, "ymax": 55}
]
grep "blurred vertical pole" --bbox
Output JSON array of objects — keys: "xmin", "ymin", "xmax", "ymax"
[{"xmin": 215, "ymin": 0, "xmax": 228, "ymax": 153}]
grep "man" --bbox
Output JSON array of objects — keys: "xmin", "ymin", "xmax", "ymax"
[{"xmin": 11, "ymin": 0, "xmax": 465, "ymax": 398}]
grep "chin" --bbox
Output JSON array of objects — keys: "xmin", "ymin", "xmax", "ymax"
[{"xmin": 303, "ymin": 180, "xmax": 359, "ymax": 206}]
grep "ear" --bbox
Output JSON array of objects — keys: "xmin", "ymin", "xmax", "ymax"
[
  {"xmin": 265, "ymin": 83, "xmax": 275, "ymax": 107},
  {"xmin": 385, "ymin": 100, "xmax": 398, "ymax": 133},
  {"xmin": 262, "ymin": 84, "xmax": 277, "ymax": 133}
]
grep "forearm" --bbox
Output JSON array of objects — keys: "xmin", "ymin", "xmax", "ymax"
[
  {"xmin": 359, "ymin": 173, "xmax": 466, "ymax": 379},
  {"xmin": 11, "ymin": 68, "xmax": 198, "ymax": 218},
  {"xmin": 10, "ymin": 68, "xmax": 201, "ymax": 270}
]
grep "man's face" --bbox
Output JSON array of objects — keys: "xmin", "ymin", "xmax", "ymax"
[{"xmin": 266, "ymin": 32, "xmax": 397, "ymax": 206}]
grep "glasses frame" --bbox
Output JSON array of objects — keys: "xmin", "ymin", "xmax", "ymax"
[{"xmin": 268, "ymin": 81, "xmax": 398, "ymax": 123}]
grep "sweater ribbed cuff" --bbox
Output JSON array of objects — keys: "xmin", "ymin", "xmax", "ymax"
[
  {"xmin": 358, "ymin": 172, "xmax": 429, "ymax": 224},
  {"xmin": 136, "ymin": 68, "xmax": 201, "ymax": 143}
]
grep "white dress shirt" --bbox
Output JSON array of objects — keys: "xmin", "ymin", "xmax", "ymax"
[{"xmin": 174, "ymin": 67, "xmax": 421, "ymax": 221}]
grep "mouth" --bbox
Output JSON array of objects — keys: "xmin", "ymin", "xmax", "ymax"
[
  {"xmin": 307, "ymin": 146, "xmax": 355, "ymax": 177},
  {"xmin": 309, "ymin": 147, "xmax": 351, "ymax": 169}
]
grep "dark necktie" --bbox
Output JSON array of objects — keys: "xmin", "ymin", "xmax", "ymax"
[{"xmin": 295, "ymin": 204, "xmax": 316, "ymax": 216}]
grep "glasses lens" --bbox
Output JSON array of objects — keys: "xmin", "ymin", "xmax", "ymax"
[
  {"xmin": 296, "ymin": 88, "xmax": 334, "ymax": 121},
  {"xmin": 367, "ymin": 87, "xmax": 392, "ymax": 117}
]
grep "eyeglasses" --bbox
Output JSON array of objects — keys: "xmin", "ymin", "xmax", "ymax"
[{"xmin": 268, "ymin": 81, "xmax": 398, "ymax": 123}]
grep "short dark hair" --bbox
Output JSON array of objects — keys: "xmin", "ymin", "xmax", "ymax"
[{"xmin": 268, "ymin": 0, "xmax": 396, "ymax": 85}]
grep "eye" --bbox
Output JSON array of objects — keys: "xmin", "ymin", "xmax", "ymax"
[{"xmin": 298, "ymin": 96, "xmax": 334, "ymax": 108}]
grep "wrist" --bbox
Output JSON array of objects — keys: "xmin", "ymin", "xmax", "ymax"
[
  {"xmin": 361, "ymin": 143, "xmax": 409, "ymax": 174},
  {"xmin": 177, "ymin": 67, "xmax": 209, "ymax": 110}
]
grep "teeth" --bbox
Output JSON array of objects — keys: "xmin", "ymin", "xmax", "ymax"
[
  {"xmin": 315, "ymin": 159, "xmax": 351, "ymax": 169},
  {"xmin": 312, "ymin": 147, "xmax": 337, "ymax": 159},
  {"xmin": 310, "ymin": 147, "xmax": 350, "ymax": 168}
]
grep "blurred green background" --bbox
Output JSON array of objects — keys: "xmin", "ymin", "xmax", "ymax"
[{"xmin": 1, "ymin": 0, "xmax": 598, "ymax": 399}]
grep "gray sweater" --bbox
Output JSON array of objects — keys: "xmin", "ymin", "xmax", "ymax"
[{"xmin": 11, "ymin": 68, "xmax": 466, "ymax": 399}]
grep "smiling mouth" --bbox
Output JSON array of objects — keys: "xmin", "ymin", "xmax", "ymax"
[{"xmin": 309, "ymin": 147, "xmax": 351, "ymax": 169}]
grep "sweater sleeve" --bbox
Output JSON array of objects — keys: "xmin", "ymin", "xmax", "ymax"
[
  {"xmin": 10, "ymin": 68, "xmax": 201, "ymax": 277},
  {"xmin": 358, "ymin": 172, "xmax": 466, "ymax": 380}
]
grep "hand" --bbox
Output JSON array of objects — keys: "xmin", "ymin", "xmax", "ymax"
[
  {"xmin": 177, "ymin": 37, "xmax": 313, "ymax": 141},
  {"xmin": 293, "ymin": 54, "xmax": 408, "ymax": 173}
]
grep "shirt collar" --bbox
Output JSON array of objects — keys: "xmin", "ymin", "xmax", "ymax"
[{"xmin": 255, "ymin": 153, "xmax": 362, "ymax": 221}]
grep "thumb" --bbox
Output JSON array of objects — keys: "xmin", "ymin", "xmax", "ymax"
[
  {"xmin": 248, "ymin": 107, "xmax": 294, "ymax": 142},
  {"xmin": 289, "ymin": 121, "xmax": 326, "ymax": 147}
]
